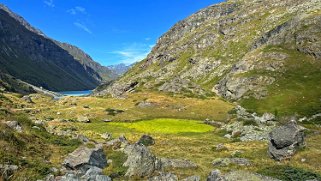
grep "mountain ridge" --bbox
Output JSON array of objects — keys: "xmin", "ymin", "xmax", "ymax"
[
  {"xmin": 0, "ymin": 4, "xmax": 114, "ymax": 91},
  {"xmin": 95, "ymin": 0, "xmax": 321, "ymax": 116}
]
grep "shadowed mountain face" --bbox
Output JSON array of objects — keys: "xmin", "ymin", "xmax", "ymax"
[
  {"xmin": 0, "ymin": 5, "xmax": 112, "ymax": 91},
  {"xmin": 95, "ymin": 0, "xmax": 321, "ymax": 116}
]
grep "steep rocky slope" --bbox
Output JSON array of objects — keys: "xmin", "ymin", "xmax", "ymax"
[
  {"xmin": 96, "ymin": 0, "xmax": 321, "ymax": 116},
  {"xmin": 0, "ymin": 4, "xmax": 111, "ymax": 91}
]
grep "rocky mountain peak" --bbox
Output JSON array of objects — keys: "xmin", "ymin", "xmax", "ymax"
[{"xmin": 95, "ymin": 0, "xmax": 321, "ymax": 117}]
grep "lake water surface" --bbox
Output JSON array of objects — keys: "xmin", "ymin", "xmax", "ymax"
[{"xmin": 59, "ymin": 90, "xmax": 92, "ymax": 96}]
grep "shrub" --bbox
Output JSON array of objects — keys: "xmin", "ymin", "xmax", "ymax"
[
  {"xmin": 258, "ymin": 165, "xmax": 321, "ymax": 181},
  {"xmin": 106, "ymin": 108, "xmax": 124, "ymax": 116}
]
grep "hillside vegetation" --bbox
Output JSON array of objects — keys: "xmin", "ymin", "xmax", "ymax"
[{"xmin": 96, "ymin": 0, "xmax": 321, "ymax": 117}]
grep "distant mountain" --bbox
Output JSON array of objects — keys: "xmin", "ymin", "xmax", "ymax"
[
  {"xmin": 95, "ymin": 0, "xmax": 321, "ymax": 116},
  {"xmin": 56, "ymin": 42, "xmax": 114, "ymax": 83},
  {"xmin": 0, "ymin": 4, "xmax": 112, "ymax": 91},
  {"xmin": 108, "ymin": 63, "xmax": 131, "ymax": 77}
]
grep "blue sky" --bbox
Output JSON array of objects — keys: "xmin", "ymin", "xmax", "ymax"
[{"xmin": 0, "ymin": 0, "xmax": 223, "ymax": 66}]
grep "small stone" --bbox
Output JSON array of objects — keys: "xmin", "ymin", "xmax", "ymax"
[
  {"xmin": 5, "ymin": 121, "xmax": 22, "ymax": 132},
  {"xmin": 95, "ymin": 175, "xmax": 112, "ymax": 181},
  {"xmin": 49, "ymin": 167, "xmax": 58, "ymax": 173},
  {"xmin": 149, "ymin": 172, "xmax": 178, "ymax": 181},
  {"xmin": 34, "ymin": 120, "xmax": 45, "ymax": 126},
  {"xmin": 0, "ymin": 164, "xmax": 18, "ymax": 180},
  {"xmin": 212, "ymin": 158, "xmax": 251, "ymax": 167},
  {"xmin": 103, "ymin": 119, "xmax": 112, "ymax": 123},
  {"xmin": 101, "ymin": 133, "xmax": 112, "ymax": 140},
  {"xmin": 182, "ymin": 175, "xmax": 201, "ymax": 181},
  {"xmin": 32, "ymin": 126, "xmax": 41, "ymax": 130},
  {"xmin": 207, "ymin": 169, "xmax": 225, "ymax": 181},
  {"xmin": 77, "ymin": 116, "xmax": 91, "ymax": 123},
  {"xmin": 224, "ymin": 134, "xmax": 231, "ymax": 139},
  {"xmin": 45, "ymin": 174, "xmax": 55, "ymax": 181},
  {"xmin": 57, "ymin": 112, "xmax": 61, "ymax": 115},
  {"xmin": 215, "ymin": 144, "xmax": 228, "ymax": 152},
  {"xmin": 21, "ymin": 95, "xmax": 33, "ymax": 103}
]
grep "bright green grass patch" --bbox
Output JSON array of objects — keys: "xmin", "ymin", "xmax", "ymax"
[{"xmin": 109, "ymin": 118, "xmax": 214, "ymax": 134}]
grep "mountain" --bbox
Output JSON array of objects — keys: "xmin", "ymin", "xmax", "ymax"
[
  {"xmin": 95, "ymin": 0, "xmax": 321, "ymax": 116},
  {"xmin": 56, "ymin": 42, "xmax": 114, "ymax": 83},
  {"xmin": 0, "ymin": 4, "xmax": 112, "ymax": 91},
  {"xmin": 108, "ymin": 63, "xmax": 131, "ymax": 77}
]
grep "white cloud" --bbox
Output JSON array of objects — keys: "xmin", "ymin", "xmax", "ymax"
[
  {"xmin": 67, "ymin": 6, "xmax": 87, "ymax": 15},
  {"xmin": 44, "ymin": 0, "xmax": 55, "ymax": 7},
  {"xmin": 111, "ymin": 43, "xmax": 154, "ymax": 65},
  {"xmin": 74, "ymin": 22, "xmax": 92, "ymax": 34}
]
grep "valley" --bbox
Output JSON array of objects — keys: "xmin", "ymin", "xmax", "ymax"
[
  {"xmin": 1, "ymin": 0, "xmax": 321, "ymax": 180},
  {"xmin": 1, "ymin": 91, "xmax": 321, "ymax": 180}
]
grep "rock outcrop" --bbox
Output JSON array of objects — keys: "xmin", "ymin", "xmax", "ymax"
[
  {"xmin": 123, "ymin": 143, "xmax": 162, "ymax": 177},
  {"xmin": 63, "ymin": 145, "xmax": 108, "ymax": 173},
  {"xmin": 268, "ymin": 121, "xmax": 305, "ymax": 161}
]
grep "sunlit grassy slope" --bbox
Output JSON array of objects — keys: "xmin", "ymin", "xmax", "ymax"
[{"xmin": 241, "ymin": 46, "xmax": 321, "ymax": 117}]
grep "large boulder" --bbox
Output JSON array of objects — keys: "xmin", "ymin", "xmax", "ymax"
[
  {"xmin": 123, "ymin": 143, "xmax": 162, "ymax": 177},
  {"xmin": 63, "ymin": 145, "xmax": 108, "ymax": 173},
  {"xmin": 268, "ymin": 121, "xmax": 305, "ymax": 161}
]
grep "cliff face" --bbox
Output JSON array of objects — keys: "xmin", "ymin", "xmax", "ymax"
[
  {"xmin": 96, "ymin": 0, "xmax": 321, "ymax": 116},
  {"xmin": 0, "ymin": 5, "xmax": 112, "ymax": 91}
]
